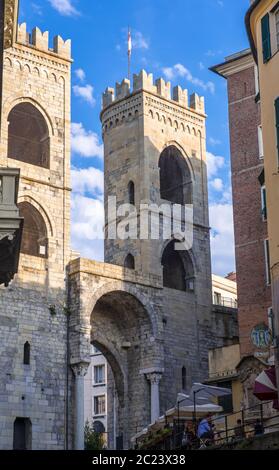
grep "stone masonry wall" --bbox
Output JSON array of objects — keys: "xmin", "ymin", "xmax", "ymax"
[{"xmin": 0, "ymin": 15, "xmax": 72, "ymax": 450}]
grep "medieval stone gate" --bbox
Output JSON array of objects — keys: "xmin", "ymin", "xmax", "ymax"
[{"xmin": 69, "ymin": 259, "xmax": 165, "ymax": 449}]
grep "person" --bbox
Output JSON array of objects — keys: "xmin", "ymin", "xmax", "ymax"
[
  {"xmin": 234, "ymin": 419, "xmax": 245, "ymax": 440},
  {"xmin": 197, "ymin": 414, "xmax": 214, "ymax": 441},
  {"xmin": 181, "ymin": 423, "xmax": 195, "ymax": 449},
  {"xmin": 254, "ymin": 419, "xmax": 264, "ymax": 436}
]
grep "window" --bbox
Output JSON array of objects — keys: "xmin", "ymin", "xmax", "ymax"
[
  {"xmin": 275, "ymin": 97, "xmax": 279, "ymax": 163},
  {"xmin": 268, "ymin": 307, "xmax": 275, "ymax": 344},
  {"xmin": 124, "ymin": 253, "xmax": 135, "ymax": 270},
  {"xmin": 159, "ymin": 146, "xmax": 192, "ymax": 205},
  {"xmin": 13, "ymin": 418, "xmax": 32, "ymax": 450},
  {"xmin": 161, "ymin": 240, "xmax": 194, "ymax": 292},
  {"xmin": 261, "ymin": 185, "xmax": 267, "ymax": 220},
  {"xmin": 214, "ymin": 292, "xmax": 222, "ymax": 305},
  {"xmin": 258, "ymin": 126, "xmax": 264, "ymax": 159},
  {"xmin": 94, "ymin": 365, "xmax": 105, "ymax": 385},
  {"xmin": 217, "ymin": 382, "xmax": 233, "ymax": 414},
  {"xmin": 93, "ymin": 420, "xmax": 105, "ymax": 434},
  {"xmin": 18, "ymin": 202, "xmax": 48, "ymax": 258},
  {"xmin": 276, "ymin": 9, "xmax": 279, "ymax": 50},
  {"xmin": 254, "ymin": 65, "xmax": 259, "ymax": 96},
  {"xmin": 94, "ymin": 395, "xmax": 106, "ymax": 416},
  {"xmin": 91, "ymin": 345, "xmax": 101, "ymax": 355},
  {"xmin": 128, "ymin": 181, "xmax": 135, "ymax": 205},
  {"xmin": 182, "ymin": 367, "xmax": 187, "ymax": 391},
  {"xmin": 261, "ymin": 13, "xmax": 271, "ymax": 63},
  {"xmin": 264, "ymin": 239, "xmax": 271, "ymax": 285},
  {"xmin": 8, "ymin": 103, "xmax": 50, "ymax": 168},
  {"xmin": 23, "ymin": 342, "xmax": 30, "ymax": 365}
]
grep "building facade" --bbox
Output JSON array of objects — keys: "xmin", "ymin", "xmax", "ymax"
[
  {"xmin": 0, "ymin": 0, "xmax": 72, "ymax": 450},
  {"xmin": 0, "ymin": 0, "xmax": 238, "ymax": 450},
  {"xmin": 211, "ymin": 50, "xmax": 272, "ymax": 362},
  {"xmin": 246, "ymin": 0, "xmax": 279, "ymax": 401},
  {"xmin": 84, "ymin": 346, "xmax": 108, "ymax": 443},
  {"xmin": 212, "ymin": 273, "xmax": 237, "ymax": 309}
]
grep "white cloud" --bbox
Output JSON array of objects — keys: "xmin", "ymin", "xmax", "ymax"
[
  {"xmin": 73, "ymin": 84, "xmax": 95, "ymax": 106},
  {"xmin": 32, "ymin": 3, "xmax": 43, "ymax": 15},
  {"xmin": 71, "ymin": 123, "xmax": 103, "ymax": 159},
  {"xmin": 133, "ymin": 31, "xmax": 149, "ymax": 50},
  {"xmin": 205, "ymin": 49, "xmax": 223, "ymax": 57},
  {"xmin": 162, "ymin": 63, "xmax": 215, "ymax": 94},
  {"xmin": 71, "ymin": 193, "xmax": 104, "ymax": 260},
  {"xmin": 209, "ymin": 203, "xmax": 235, "ymax": 276},
  {"xmin": 48, "ymin": 0, "xmax": 79, "ymax": 16},
  {"xmin": 206, "ymin": 151, "xmax": 225, "ymax": 179},
  {"xmin": 198, "ymin": 61, "xmax": 205, "ymax": 70},
  {"xmin": 209, "ymin": 137, "xmax": 221, "ymax": 146},
  {"xmin": 117, "ymin": 30, "xmax": 149, "ymax": 52},
  {"xmin": 210, "ymin": 178, "xmax": 224, "ymax": 192},
  {"xmin": 71, "ymin": 166, "xmax": 104, "ymax": 196},
  {"xmin": 75, "ymin": 68, "xmax": 86, "ymax": 82}
]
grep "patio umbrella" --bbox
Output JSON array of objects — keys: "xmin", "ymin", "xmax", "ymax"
[
  {"xmin": 190, "ymin": 383, "xmax": 232, "ymax": 400},
  {"xmin": 167, "ymin": 403, "xmax": 223, "ymax": 415},
  {"xmin": 254, "ymin": 366, "xmax": 278, "ymax": 401},
  {"xmin": 190, "ymin": 383, "xmax": 231, "ymax": 428}
]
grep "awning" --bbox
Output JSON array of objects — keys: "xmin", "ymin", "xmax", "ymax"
[{"xmin": 254, "ymin": 366, "xmax": 278, "ymax": 401}]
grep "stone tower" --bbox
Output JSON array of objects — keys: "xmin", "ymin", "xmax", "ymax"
[
  {"xmin": 101, "ymin": 70, "xmax": 210, "ymax": 279},
  {"xmin": 0, "ymin": 0, "xmax": 72, "ymax": 449},
  {"xmin": 91, "ymin": 70, "xmax": 214, "ymax": 444},
  {"xmin": 101, "ymin": 71, "xmax": 213, "ymax": 373}
]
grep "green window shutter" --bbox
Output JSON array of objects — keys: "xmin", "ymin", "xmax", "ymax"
[
  {"xmin": 275, "ymin": 97, "xmax": 279, "ymax": 163},
  {"xmin": 261, "ymin": 13, "xmax": 271, "ymax": 63}
]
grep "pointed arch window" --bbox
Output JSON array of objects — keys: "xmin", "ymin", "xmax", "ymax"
[
  {"xmin": 18, "ymin": 202, "xmax": 48, "ymax": 258},
  {"xmin": 124, "ymin": 253, "xmax": 135, "ymax": 270},
  {"xmin": 159, "ymin": 146, "xmax": 192, "ymax": 205},
  {"xmin": 161, "ymin": 240, "xmax": 194, "ymax": 292},
  {"xmin": 8, "ymin": 102, "xmax": 50, "ymax": 168}
]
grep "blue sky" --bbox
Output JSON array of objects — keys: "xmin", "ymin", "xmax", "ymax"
[{"xmin": 19, "ymin": 0, "xmax": 250, "ymax": 276}]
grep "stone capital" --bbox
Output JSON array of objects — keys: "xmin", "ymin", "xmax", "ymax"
[
  {"xmin": 145, "ymin": 372, "xmax": 163, "ymax": 385},
  {"xmin": 71, "ymin": 361, "xmax": 89, "ymax": 378}
]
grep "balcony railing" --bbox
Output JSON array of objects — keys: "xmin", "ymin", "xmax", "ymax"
[{"xmin": 213, "ymin": 296, "xmax": 238, "ymax": 309}]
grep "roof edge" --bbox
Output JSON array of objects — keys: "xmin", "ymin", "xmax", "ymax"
[{"xmin": 245, "ymin": 0, "xmax": 262, "ymax": 64}]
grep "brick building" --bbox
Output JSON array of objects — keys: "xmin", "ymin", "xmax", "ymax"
[{"xmin": 212, "ymin": 49, "xmax": 272, "ymax": 360}]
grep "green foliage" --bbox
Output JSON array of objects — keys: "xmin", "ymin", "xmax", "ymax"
[
  {"xmin": 84, "ymin": 420, "xmax": 104, "ymax": 450},
  {"xmin": 49, "ymin": 305, "xmax": 56, "ymax": 316},
  {"xmin": 139, "ymin": 427, "xmax": 172, "ymax": 449}
]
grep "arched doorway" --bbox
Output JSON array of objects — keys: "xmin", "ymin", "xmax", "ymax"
[{"xmin": 90, "ymin": 290, "xmax": 155, "ymax": 449}]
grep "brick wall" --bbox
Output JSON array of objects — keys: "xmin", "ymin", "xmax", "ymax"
[{"xmin": 227, "ymin": 64, "xmax": 271, "ymax": 357}]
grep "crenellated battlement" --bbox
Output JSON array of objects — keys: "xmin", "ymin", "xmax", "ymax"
[
  {"xmin": 16, "ymin": 23, "xmax": 71, "ymax": 60},
  {"xmin": 102, "ymin": 69, "xmax": 205, "ymax": 114}
]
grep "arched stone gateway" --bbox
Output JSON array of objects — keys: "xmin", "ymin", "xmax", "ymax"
[
  {"xmin": 91, "ymin": 290, "xmax": 159, "ymax": 449},
  {"xmin": 68, "ymin": 259, "xmax": 164, "ymax": 450}
]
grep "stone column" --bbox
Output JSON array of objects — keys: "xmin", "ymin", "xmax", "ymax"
[
  {"xmin": 146, "ymin": 372, "xmax": 162, "ymax": 423},
  {"xmin": 72, "ymin": 362, "xmax": 89, "ymax": 450}
]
